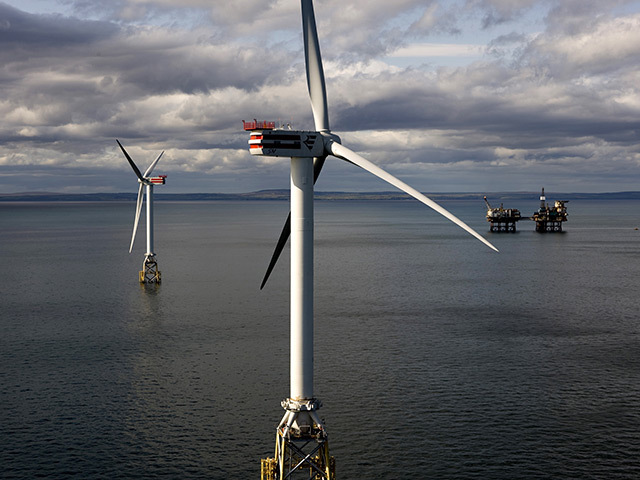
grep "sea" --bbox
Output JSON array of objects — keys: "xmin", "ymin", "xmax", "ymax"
[{"xmin": 1, "ymin": 196, "xmax": 639, "ymax": 479}]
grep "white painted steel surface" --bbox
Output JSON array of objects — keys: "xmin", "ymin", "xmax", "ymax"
[
  {"xmin": 146, "ymin": 184, "xmax": 154, "ymax": 256},
  {"xmin": 290, "ymin": 157, "xmax": 314, "ymax": 400}
]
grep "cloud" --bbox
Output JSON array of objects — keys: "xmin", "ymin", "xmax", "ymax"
[
  {"xmin": 0, "ymin": 3, "xmax": 118, "ymax": 46},
  {"xmin": 467, "ymin": 0, "xmax": 540, "ymax": 28},
  {"xmin": 523, "ymin": 13, "xmax": 640, "ymax": 78},
  {"xmin": 389, "ymin": 43, "xmax": 485, "ymax": 58},
  {"xmin": 0, "ymin": 0, "xmax": 640, "ymax": 194}
]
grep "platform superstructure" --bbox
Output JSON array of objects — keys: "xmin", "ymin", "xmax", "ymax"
[
  {"xmin": 484, "ymin": 196, "xmax": 521, "ymax": 232},
  {"xmin": 483, "ymin": 189, "xmax": 568, "ymax": 233},
  {"xmin": 532, "ymin": 188, "xmax": 568, "ymax": 232}
]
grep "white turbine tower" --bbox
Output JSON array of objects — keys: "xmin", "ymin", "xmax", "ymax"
[
  {"xmin": 117, "ymin": 139, "xmax": 167, "ymax": 284},
  {"xmin": 248, "ymin": 2, "xmax": 499, "ymax": 478}
]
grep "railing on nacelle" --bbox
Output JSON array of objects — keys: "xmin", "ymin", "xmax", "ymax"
[{"xmin": 242, "ymin": 120, "xmax": 276, "ymax": 131}]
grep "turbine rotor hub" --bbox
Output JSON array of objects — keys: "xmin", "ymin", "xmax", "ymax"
[{"xmin": 320, "ymin": 131, "xmax": 341, "ymax": 146}]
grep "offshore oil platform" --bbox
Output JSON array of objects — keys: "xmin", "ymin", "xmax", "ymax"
[
  {"xmin": 484, "ymin": 196, "xmax": 521, "ymax": 232},
  {"xmin": 531, "ymin": 188, "xmax": 569, "ymax": 232},
  {"xmin": 484, "ymin": 188, "xmax": 568, "ymax": 232}
]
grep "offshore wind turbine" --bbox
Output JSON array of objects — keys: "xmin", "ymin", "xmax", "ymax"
[
  {"xmin": 117, "ymin": 139, "xmax": 167, "ymax": 284},
  {"xmin": 246, "ymin": 1, "xmax": 499, "ymax": 478}
]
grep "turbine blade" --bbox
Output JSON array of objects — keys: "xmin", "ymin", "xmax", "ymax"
[
  {"xmin": 116, "ymin": 139, "xmax": 145, "ymax": 182},
  {"xmin": 129, "ymin": 184, "xmax": 144, "ymax": 253},
  {"xmin": 328, "ymin": 141, "xmax": 499, "ymax": 252},
  {"xmin": 260, "ymin": 0, "xmax": 329, "ymax": 289},
  {"xmin": 260, "ymin": 213, "xmax": 291, "ymax": 290},
  {"xmin": 302, "ymin": 0, "xmax": 330, "ymax": 132},
  {"xmin": 260, "ymin": 156, "xmax": 327, "ymax": 289},
  {"xmin": 143, "ymin": 151, "xmax": 164, "ymax": 177}
]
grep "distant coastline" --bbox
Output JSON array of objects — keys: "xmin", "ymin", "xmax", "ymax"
[{"xmin": 2, "ymin": 190, "xmax": 640, "ymax": 202}]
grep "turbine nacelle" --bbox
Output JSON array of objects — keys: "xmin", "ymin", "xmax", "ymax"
[
  {"xmin": 248, "ymin": 129, "xmax": 325, "ymax": 158},
  {"xmin": 136, "ymin": 176, "xmax": 166, "ymax": 186},
  {"xmin": 148, "ymin": 175, "xmax": 167, "ymax": 185}
]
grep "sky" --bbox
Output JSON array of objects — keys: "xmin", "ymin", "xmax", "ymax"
[{"xmin": 1, "ymin": 0, "xmax": 640, "ymax": 194}]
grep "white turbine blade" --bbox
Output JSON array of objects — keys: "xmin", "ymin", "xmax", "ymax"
[
  {"xmin": 329, "ymin": 141, "xmax": 499, "ymax": 252},
  {"xmin": 143, "ymin": 151, "xmax": 164, "ymax": 177},
  {"xmin": 302, "ymin": 0, "xmax": 330, "ymax": 132},
  {"xmin": 129, "ymin": 184, "xmax": 144, "ymax": 253}
]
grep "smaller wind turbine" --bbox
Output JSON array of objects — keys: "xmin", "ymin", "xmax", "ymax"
[{"xmin": 117, "ymin": 139, "xmax": 167, "ymax": 284}]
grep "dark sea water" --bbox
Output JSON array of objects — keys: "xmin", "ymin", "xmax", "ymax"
[{"xmin": 1, "ymin": 198, "xmax": 640, "ymax": 479}]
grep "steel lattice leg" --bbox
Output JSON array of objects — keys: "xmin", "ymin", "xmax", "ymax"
[
  {"xmin": 261, "ymin": 399, "xmax": 335, "ymax": 479},
  {"xmin": 140, "ymin": 254, "xmax": 161, "ymax": 284}
]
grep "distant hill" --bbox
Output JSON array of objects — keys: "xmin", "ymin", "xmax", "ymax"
[{"xmin": 2, "ymin": 190, "xmax": 640, "ymax": 202}]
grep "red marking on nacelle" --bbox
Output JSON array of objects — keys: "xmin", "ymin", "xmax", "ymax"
[{"xmin": 149, "ymin": 176, "xmax": 166, "ymax": 184}]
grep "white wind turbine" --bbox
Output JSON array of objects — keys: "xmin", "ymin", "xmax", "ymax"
[
  {"xmin": 117, "ymin": 139, "xmax": 167, "ymax": 284},
  {"xmin": 247, "ymin": 1, "xmax": 499, "ymax": 478}
]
